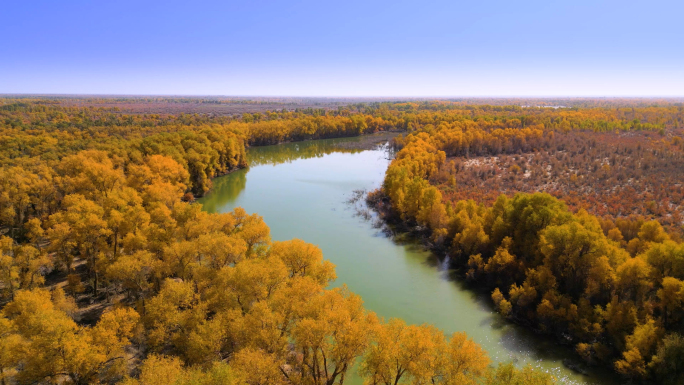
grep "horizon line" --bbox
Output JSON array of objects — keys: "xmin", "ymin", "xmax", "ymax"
[{"xmin": 2, "ymin": 93, "xmax": 684, "ymax": 99}]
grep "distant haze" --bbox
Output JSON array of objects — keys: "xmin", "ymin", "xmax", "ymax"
[{"xmin": 2, "ymin": 0, "xmax": 683, "ymax": 96}]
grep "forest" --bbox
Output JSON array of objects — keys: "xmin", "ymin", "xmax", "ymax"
[
  {"xmin": 0, "ymin": 98, "xmax": 555, "ymax": 385},
  {"xmin": 0, "ymin": 97, "xmax": 683, "ymax": 384},
  {"xmin": 376, "ymin": 102, "xmax": 684, "ymax": 384}
]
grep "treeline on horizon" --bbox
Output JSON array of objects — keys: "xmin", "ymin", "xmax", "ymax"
[
  {"xmin": 2, "ymin": 97, "xmax": 681, "ymax": 157},
  {"xmin": 3, "ymin": 95, "xmax": 684, "ymax": 108},
  {"xmin": 0, "ymin": 97, "xmax": 683, "ymax": 384}
]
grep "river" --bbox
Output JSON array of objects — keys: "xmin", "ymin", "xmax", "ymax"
[{"xmin": 198, "ymin": 136, "xmax": 618, "ymax": 385}]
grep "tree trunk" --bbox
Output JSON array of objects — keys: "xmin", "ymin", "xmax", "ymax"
[{"xmin": 93, "ymin": 269, "xmax": 99, "ymax": 296}]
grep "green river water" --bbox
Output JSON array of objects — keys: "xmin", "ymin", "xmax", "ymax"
[{"xmin": 198, "ymin": 137, "xmax": 619, "ymax": 385}]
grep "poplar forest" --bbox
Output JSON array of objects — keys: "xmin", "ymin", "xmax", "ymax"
[{"xmin": 1, "ymin": 97, "xmax": 684, "ymax": 385}]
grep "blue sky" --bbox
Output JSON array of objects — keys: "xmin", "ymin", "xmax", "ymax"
[{"xmin": 1, "ymin": 0, "xmax": 682, "ymax": 96}]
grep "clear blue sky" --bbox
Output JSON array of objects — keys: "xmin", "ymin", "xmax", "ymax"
[{"xmin": 1, "ymin": 0, "xmax": 682, "ymax": 96}]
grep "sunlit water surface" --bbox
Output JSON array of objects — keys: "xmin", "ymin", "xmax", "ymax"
[{"xmin": 198, "ymin": 137, "xmax": 619, "ymax": 385}]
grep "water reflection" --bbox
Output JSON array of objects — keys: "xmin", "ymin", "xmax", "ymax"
[
  {"xmin": 248, "ymin": 137, "xmax": 364, "ymax": 166},
  {"xmin": 202, "ymin": 168, "xmax": 247, "ymax": 213}
]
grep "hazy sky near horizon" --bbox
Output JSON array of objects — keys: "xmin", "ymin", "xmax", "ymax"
[{"xmin": 1, "ymin": 0, "xmax": 683, "ymax": 96}]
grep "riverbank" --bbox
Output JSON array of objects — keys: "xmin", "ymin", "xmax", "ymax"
[
  {"xmin": 328, "ymin": 130, "xmax": 403, "ymax": 150},
  {"xmin": 191, "ymin": 130, "xmax": 405, "ymax": 200},
  {"xmin": 365, "ymin": 188, "xmax": 621, "ymax": 384}
]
